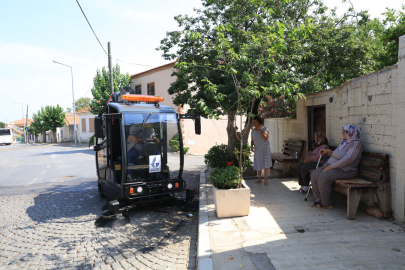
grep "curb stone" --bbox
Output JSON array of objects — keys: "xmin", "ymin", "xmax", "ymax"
[{"xmin": 197, "ymin": 166, "xmax": 213, "ymax": 270}]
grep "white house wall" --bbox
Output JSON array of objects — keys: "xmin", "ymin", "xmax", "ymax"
[{"xmin": 78, "ymin": 112, "xmax": 95, "ymax": 143}]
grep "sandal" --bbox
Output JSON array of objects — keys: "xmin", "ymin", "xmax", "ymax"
[
  {"xmin": 297, "ymin": 188, "xmax": 308, "ymax": 194},
  {"xmin": 263, "ymin": 180, "xmax": 268, "ymax": 185},
  {"xmin": 316, "ymin": 203, "xmax": 333, "ymax": 209},
  {"xmin": 310, "ymin": 201, "xmax": 319, "ymax": 207},
  {"xmin": 254, "ymin": 179, "xmax": 262, "ymax": 183}
]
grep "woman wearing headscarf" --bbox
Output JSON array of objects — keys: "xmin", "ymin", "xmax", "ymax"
[
  {"xmin": 310, "ymin": 124, "xmax": 363, "ymax": 209},
  {"xmin": 296, "ymin": 132, "xmax": 329, "ymax": 194}
]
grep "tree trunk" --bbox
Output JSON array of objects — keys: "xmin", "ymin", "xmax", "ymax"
[
  {"xmin": 242, "ymin": 97, "xmax": 261, "ymax": 146},
  {"xmin": 53, "ymin": 129, "xmax": 57, "ymax": 143},
  {"xmin": 226, "ymin": 109, "xmax": 238, "ymax": 160},
  {"xmin": 42, "ymin": 129, "xmax": 46, "ymax": 143}
]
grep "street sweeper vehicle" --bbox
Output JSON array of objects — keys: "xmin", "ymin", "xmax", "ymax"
[{"xmin": 93, "ymin": 87, "xmax": 200, "ymax": 215}]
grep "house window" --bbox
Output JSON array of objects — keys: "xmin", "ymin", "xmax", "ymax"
[
  {"xmin": 135, "ymin": 85, "xmax": 141, "ymax": 94},
  {"xmin": 89, "ymin": 118, "xmax": 95, "ymax": 132},
  {"xmin": 81, "ymin": 118, "xmax": 87, "ymax": 132},
  {"xmin": 147, "ymin": 83, "xmax": 155, "ymax": 95}
]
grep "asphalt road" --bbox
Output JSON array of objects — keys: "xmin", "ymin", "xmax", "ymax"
[
  {"xmin": 0, "ymin": 143, "xmax": 97, "ymax": 196},
  {"xmin": 0, "ymin": 143, "xmax": 204, "ymax": 196}
]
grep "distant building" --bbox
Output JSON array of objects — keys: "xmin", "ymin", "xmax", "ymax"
[
  {"xmin": 8, "ymin": 118, "xmax": 33, "ymax": 142},
  {"xmin": 54, "ymin": 113, "xmax": 79, "ymax": 143},
  {"xmin": 77, "ymin": 106, "xmax": 96, "ymax": 143}
]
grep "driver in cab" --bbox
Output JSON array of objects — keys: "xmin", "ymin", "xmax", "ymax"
[{"xmin": 127, "ymin": 123, "xmax": 160, "ymax": 162}]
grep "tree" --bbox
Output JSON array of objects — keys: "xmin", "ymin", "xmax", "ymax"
[
  {"xmin": 89, "ymin": 64, "xmax": 131, "ymax": 115},
  {"xmin": 0, "ymin": 122, "xmax": 5, "ymax": 128},
  {"xmin": 29, "ymin": 108, "xmax": 46, "ymax": 143},
  {"xmin": 66, "ymin": 97, "xmax": 91, "ymax": 113},
  {"xmin": 158, "ymin": 0, "xmax": 374, "ymax": 158},
  {"xmin": 371, "ymin": 6, "xmax": 405, "ymax": 70},
  {"xmin": 42, "ymin": 105, "xmax": 65, "ymax": 143}
]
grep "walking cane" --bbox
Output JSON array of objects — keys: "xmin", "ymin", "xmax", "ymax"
[{"xmin": 304, "ymin": 154, "xmax": 322, "ymax": 201}]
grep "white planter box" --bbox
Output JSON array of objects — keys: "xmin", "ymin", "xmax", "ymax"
[{"xmin": 213, "ymin": 182, "xmax": 250, "ymax": 218}]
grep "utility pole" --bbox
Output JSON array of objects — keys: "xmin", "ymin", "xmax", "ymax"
[
  {"xmin": 26, "ymin": 105, "xmax": 28, "ymax": 144},
  {"xmin": 108, "ymin": 42, "xmax": 114, "ymax": 94},
  {"xmin": 12, "ymin": 102, "xmax": 26, "ymax": 144}
]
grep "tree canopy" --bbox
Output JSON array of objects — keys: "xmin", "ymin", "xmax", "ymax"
[
  {"xmin": 67, "ymin": 97, "xmax": 91, "ymax": 113},
  {"xmin": 370, "ymin": 5, "xmax": 405, "ymax": 70},
  {"xmin": 0, "ymin": 122, "xmax": 5, "ymax": 128},
  {"xmin": 89, "ymin": 64, "xmax": 131, "ymax": 115},
  {"xmin": 158, "ymin": 0, "xmax": 377, "ymax": 156}
]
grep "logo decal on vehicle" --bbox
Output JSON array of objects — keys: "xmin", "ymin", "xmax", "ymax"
[{"xmin": 149, "ymin": 155, "xmax": 161, "ymax": 173}]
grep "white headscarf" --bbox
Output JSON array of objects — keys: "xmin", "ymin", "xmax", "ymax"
[{"xmin": 338, "ymin": 124, "xmax": 362, "ymax": 151}]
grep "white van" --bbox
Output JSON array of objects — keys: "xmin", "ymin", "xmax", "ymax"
[{"xmin": 0, "ymin": 128, "xmax": 13, "ymax": 145}]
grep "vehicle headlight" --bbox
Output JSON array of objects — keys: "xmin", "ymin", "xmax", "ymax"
[
  {"xmin": 167, "ymin": 183, "xmax": 173, "ymax": 189},
  {"xmin": 137, "ymin": 187, "xmax": 143, "ymax": 193}
]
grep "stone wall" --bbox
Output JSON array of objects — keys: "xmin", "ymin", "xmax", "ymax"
[{"xmin": 265, "ymin": 35, "xmax": 405, "ymax": 222}]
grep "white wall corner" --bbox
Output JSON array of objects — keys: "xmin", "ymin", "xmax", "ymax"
[{"xmin": 394, "ymin": 35, "xmax": 405, "ymax": 222}]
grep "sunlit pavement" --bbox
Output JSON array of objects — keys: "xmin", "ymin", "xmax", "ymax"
[{"xmin": 204, "ymin": 165, "xmax": 405, "ymax": 270}]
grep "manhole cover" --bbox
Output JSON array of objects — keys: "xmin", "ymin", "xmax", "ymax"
[{"xmin": 52, "ymin": 176, "xmax": 78, "ymax": 182}]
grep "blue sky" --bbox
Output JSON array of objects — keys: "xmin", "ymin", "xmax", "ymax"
[{"xmin": 0, "ymin": 0, "xmax": 403, "ymax": 123}]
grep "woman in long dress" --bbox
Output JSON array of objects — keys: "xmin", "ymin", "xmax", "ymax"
[{"xmin": 251, "ymin": 116, "xmax": 272, "ymax": 185}]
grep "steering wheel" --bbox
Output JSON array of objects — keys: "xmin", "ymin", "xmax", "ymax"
[{"xmin": 138, "ymin": 138, "xmax": 156, "ymax": 144}]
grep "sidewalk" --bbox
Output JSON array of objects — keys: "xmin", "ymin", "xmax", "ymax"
[{"xmin": 199, "ymin": 165, "xmax": 405, "ymax": 270}]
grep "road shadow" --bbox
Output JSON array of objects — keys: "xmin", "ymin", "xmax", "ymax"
[{"xmin": 33, "ymin": 148, "xmax": 94, "ymax": 156}]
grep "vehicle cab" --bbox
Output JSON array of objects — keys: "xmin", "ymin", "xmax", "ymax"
[{"xmin": 93, "ymin": 87, "xmax": 200, "ymax": 210}]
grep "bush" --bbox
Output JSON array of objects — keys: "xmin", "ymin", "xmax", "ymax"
[
  {"xmin": 184, "ymin": 147, "xmax": 190, "ymax": 154},
  {"xmin": 232, "ymin": 141, "xmax": 252, "ymax": 168},
  {"xmin": 204, "ymin": 144, "xmax": 229, "ymax": 168},
  {"xmin": 169, "ymin": 134, "xmax": 180, "ymax": 152},
  {"xmin": 205, "ymin": 143, "xmax": 252, "ymax": 168},
  {"xmin": 210, "ymin": 166, "xmax": 241, "ymax": 189}
]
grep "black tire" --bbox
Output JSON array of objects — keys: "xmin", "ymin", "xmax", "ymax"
[{"xmin": 98, "ymin": 183, "xmax": 105, "ymax": 198}]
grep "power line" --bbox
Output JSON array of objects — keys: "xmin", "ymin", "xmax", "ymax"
[
  {"xmin": 75, "ymin": 0, "xmax": 107, "ymax": 55},
  {"xmin": 116, "ymin": 59, "xmax": 152, "ymax": 67}
]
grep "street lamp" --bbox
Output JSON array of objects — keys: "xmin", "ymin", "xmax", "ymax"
[
  {"xmin": 12, "ymin": 102, "xmax": 26, "ymax": 143},
  {"xmin": 53, "ymin": 60, "xmax": 77, "ymax": 145}
]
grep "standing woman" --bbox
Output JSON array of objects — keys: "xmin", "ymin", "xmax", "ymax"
[{"xmin": 251, "ymin": 116, "xmax": 272, "ymax": 185}]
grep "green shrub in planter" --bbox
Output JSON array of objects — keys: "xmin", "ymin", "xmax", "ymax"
[
  {"xmin": 205, "ymin": 143, "xmax": 252, "ymax": 168},
  {"xmin": 204, "ymin": 144, "xmax": 228, "ymax": 168},
  {"xmin": 184, "ymin": 147, "xmax": 190, "ymax": 154},
  {"xmin": 210, "ymin": 166, "xmax": 241, "ymax": 189}
]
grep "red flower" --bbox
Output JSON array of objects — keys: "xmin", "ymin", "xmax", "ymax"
[{"xmin": 227, "ymin": 162, "xmax": 233, "ymax": 166}]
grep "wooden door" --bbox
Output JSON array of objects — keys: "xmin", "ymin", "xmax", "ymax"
[{"xmin": 308, "ymin": 106, "xmax": 326, "ymax": 151}]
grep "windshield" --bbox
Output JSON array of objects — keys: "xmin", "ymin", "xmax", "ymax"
[
  {"xmin": 124, "ymin": 113, "xmax": 180, "ymax": 182},
  {"xmin": 0, "ymin": 129, "xmax": 11, "ymax": 136}
]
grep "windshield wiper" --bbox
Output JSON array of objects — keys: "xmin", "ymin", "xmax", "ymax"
[{"xmin": 137, "ymin": 113, "xmax": 152, "ymax": 140}]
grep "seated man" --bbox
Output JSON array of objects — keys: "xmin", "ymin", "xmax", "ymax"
[{"xmin": 127, "ymin": 123, "xmax": 160, "ymax": 166}]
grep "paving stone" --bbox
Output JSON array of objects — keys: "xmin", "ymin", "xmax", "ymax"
[{"xmin": 0, "ymin": 180, "xmax": 198, "ymax": 270}]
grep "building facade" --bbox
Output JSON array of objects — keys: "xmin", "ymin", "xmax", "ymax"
[{"xmin": 77, "ymin": 107, "xmax": 95, "ymax": 143}]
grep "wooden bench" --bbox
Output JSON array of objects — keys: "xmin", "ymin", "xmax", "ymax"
[
  {"xmin": 310, "ymin": 146, "xmax": 392, "ymax": 220},
  {"xmin": 271, "ymin": 140, "xmax": 306, "ymax": 177}
]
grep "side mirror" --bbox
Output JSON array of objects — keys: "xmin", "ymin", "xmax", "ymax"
[
  {"xmin": 94, "ymin": 117, "xmax": 104, "ymax": 138},
  {"xmin": 195, "ymin": 116, "xmax": 201, "ymax": 135}
]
